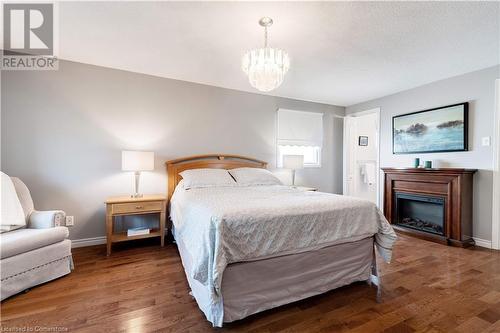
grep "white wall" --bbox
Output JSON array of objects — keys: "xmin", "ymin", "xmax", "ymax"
[
  {"xmin": 346, "ymin": 65, "xmax": 500, "ymax": 241},
  {"xmin": 354, "ymin": 113, "xmax": 378, "ymax": 203},
  {"xmin": 344, "ymin": 113, "xmax": 378, "ymax": 204},
  {"xmin": 354, "ymin": 113, "xmax": 378, "ymax": 162},
  {"xmin": 1, "ymin": 60, "xmax": 345, "ymax": 240}
]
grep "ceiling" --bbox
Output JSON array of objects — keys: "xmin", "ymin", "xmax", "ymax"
[{"xmin": 56, "ymin": 1, "xmax": 499, "ymax": 106}]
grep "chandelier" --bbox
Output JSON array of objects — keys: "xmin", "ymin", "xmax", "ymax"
[{"xmin": 242, "ymin": 17, "xmax": 290, "ymax": 92}]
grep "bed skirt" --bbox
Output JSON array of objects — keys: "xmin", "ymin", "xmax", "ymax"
[{"xmin": 176, "ymin": 234, "xmax": 375, "ymax": 326}]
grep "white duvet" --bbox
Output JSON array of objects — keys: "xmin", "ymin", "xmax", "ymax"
[{"xmin": 172, "ymin": 184, "xmax": 395, "ymax": 284}]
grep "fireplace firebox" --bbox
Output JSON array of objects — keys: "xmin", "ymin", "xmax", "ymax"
[{"xmin": 395, "ymin": 193, "xmax": 445, "ymax": 236}]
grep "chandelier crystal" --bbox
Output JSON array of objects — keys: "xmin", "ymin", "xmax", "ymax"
[{"xmin": 242, "ymin": 17, "xmax": 290, "ymax": 92}]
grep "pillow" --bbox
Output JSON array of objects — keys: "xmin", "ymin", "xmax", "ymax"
[
  {"xmin": 1, "ymin": 172, "xmax": 26, "ymax": 233},
  {"xmin": 179, "ymin": 168, "xmax": 236, "ymax": 189},
  {"xmin": 229, "ymin": 167, "xmax": 283, "ymax": 186}
]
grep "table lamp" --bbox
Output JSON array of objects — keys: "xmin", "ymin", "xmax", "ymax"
[
  {"xmin": 122, "ymin": 151, "xmax": 154, "ymax": 198},
  {"xmin": 283, "ymin": 154, "xmax": 304, "ymax": 187}
]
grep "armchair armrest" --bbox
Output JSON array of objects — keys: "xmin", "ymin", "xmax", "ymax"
[{"xmin": 28, "ymin": 210, "xmax": 66, "ymax": 229}]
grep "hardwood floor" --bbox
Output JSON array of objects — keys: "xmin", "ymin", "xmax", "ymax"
[{"xmin": 1, "ymin": 234, "xmax": 500, "ymax": 332}]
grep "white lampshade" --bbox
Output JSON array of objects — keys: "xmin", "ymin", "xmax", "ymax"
[
  {"xmin": 283, "ymin": 155, "xmax": 304, "ymax": 170},
  {"xmin": 121, "ymin": 151, "xmax": 154, "ymax": 171}
]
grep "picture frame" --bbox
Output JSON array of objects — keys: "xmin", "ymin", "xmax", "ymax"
[
  {"xmin": 358, "ymin": 136, "xmax": 368, "ymax": 146},
  {"xmin": 392, "ymin": 102, "xmax": 468, "ymax": 154}
]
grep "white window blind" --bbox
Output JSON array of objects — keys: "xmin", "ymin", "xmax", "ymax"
[
  {"xmin": 277, "ymin": 109, "xmax": 323, "ymax": 146},
  {"xmin": 277, "ymin": 109, "xmax": 323, "ymax": 167}
]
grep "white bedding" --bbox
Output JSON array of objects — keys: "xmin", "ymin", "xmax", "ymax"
[{"xmin": 170, "ymin": 184, "xmax": 396, "ymax": 326}]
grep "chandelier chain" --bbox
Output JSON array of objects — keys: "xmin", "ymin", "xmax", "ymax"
[{"xmin": 264, "ymin": 26, "xmax": 268, "ymax": 48}]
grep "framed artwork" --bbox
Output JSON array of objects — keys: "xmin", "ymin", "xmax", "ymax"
[
  {"xmin": 358, "ymin": 136, "xmax": 368, "ymax": 146},
  {"xmin": 393, "ymin": 102, "xmax": 468, "ymax": 154}
]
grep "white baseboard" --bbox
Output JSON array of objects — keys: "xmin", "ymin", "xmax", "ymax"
[
  {"xmin": 71, "ymin": 236, "xmax": 106, "ymax": 248},
  {"xmin": 473, "ymin": 237, "xmax": 492, "ymax": 249},
  {"xmin": 70, "ymin": 236, "xmax": 493, "ymax": 249}
]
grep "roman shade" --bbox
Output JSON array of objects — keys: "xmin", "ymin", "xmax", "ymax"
[{"xmin": 277, "ymin": 109, "xmax": 323, "ymax": 146}]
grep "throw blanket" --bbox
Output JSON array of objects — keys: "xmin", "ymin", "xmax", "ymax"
[
  {"xmin": 1, "ymin": 172, "xmax": 26, "ymax": 233},
  {"xmin": 171, "ymin": 185, "xmax": 396, "ymax": 298}
]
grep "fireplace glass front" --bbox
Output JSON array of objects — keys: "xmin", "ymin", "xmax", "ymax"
[{"xmin": 395, "ymin": 193, "xmax": 445, "ymax": 236}]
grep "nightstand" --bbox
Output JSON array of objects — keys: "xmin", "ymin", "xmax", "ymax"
[
  {"xmin": 105, "ymin": 195, "xmax": 166, "ymax": 256},
  {"xmin": 294, "ymin": 186, "xmax": 318, "ymax": 192}
]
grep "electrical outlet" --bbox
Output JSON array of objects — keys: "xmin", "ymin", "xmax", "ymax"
[
  {"xmin": 481, "ymin": 137, "xmax": 491, "ymax": 146},
  {"xmin": 65, "ymin": 216, "xmax": 74, "ymax": 226}
]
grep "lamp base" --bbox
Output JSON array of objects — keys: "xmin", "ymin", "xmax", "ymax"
[{"xmin": 131, "ymin": 172, "xmax": 143, "ymax": 198}]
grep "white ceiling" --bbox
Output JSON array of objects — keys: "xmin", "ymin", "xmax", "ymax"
[{"xmin": 57, "ymin": 1, "xmax": 499, "ymax": 106}]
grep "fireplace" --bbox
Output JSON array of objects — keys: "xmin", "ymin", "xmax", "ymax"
[
  {"xmin": 395, "ymin": 193, "xmax": 445, "ymax": 236},
  {"xmin": 382, "ymin": 168, "xmax": 476, "ymax": 247}
]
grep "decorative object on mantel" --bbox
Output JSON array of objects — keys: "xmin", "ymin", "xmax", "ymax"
[
  {"xmin": 382, "ymin": 168, "xmax": 477, "ymax": 247},
  {"xmin": 358, "ymin": 136, "xmax": 368, "ymax": 146},
  {"xmin": 122, "ymin": 151, "xmax": 154, "ymax": 198},
  {"xmin": 242, "ymin": 17, "xmax": 290, "ymax": 92},
  {"xmin": 424, "ymin": 160, "xmax": 433, "ymax": 168},
  {"xmin": 393, "ymin": 102, "xmax": 468, "ymax": 154},
  {"xmin": 413, "ymin": 158, "xmax": 420, "ymax": 168}
]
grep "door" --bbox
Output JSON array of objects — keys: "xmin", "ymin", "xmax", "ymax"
[{"xmin": 343, "ymin": 109, "xmax": 380, "ymax": 206}]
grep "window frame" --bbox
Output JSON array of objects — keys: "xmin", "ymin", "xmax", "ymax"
[
  {"xmin": 276, "ymin": 109, "xmax": 324, "ymax": 169},
  {"xmin": 277, "ymin": 145, "xmax": 322, "ymax": 168}
]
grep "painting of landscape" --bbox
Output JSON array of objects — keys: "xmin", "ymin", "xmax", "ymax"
[{"xmin": 393, "ymin": 103, "xmax": 468, "ymax": 154}]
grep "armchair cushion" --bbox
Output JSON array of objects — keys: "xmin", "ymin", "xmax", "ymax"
[
  {"xmin": 0, "ymin": 227, "xmax": 69, "ymax": 259},
  {"xmin": 29, "ymin": 210, "xmax": 66, "ymax": 228}
]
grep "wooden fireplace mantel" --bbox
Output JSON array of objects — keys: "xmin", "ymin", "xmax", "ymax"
[
  {"xmin": 382, "ymin": 167, "xmax": 477, "ymax": 247},
  {"xmin": 381, "ymin": 167, "xmax": 477, "ymax": 174}
]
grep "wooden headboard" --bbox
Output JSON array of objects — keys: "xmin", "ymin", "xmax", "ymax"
[{"xmin": 165, "ymin": 154, "xmax": 268, "ymax": 202}]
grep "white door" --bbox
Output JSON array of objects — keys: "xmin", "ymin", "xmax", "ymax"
[{"xmin": 343, "ymin": 109, "xmax": 380, "ymax": 206}]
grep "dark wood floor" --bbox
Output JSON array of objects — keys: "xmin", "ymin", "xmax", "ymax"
[{"xmin": 1, "ymin": 234, "xmax": 500, "ymax": 332}]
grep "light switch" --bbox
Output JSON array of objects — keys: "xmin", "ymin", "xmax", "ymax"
[{"xmin": 481, "ymin": 137, "xmax": 491, "ymax": 146}]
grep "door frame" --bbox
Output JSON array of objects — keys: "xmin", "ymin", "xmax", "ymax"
[
  {"xmin": 343, "ymin": 108, "xmax": 381, "ymax": 208},
  {"xmin": 492, "ymin": 79, "xmax": 500, "ymax": 250}
]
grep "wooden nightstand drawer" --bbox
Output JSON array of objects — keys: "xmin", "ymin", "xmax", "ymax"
[{"xmin": 112, "ymin": 201, "xmax": 163, "ymax": 214}]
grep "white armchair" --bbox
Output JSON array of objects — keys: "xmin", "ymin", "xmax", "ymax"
[{"xmin": 0, "ymin": 177, "xmax": 73, "ymax": 301}]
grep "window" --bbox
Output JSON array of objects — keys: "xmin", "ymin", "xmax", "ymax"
[
  {"xmin": 277, "ymin": 145, "xmax": 321, "ymax": 167},
  {"xmin": 276, "ymin": 109, "xmax": 323, "ymax": 168}
]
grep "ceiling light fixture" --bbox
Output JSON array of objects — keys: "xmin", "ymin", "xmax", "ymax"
[{"xmin": 242, "ymin": 17, "xmax": 290, "ymax": 92}]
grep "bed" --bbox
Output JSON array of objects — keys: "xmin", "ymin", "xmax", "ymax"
[{"xmin": 166, "ymin": 154, "xmax": 396, "ymax": 327}]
